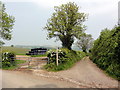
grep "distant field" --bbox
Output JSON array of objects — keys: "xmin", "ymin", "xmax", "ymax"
[{"xmin": 1, "ymin": 46, "xmax": 30, "ymax": 55}]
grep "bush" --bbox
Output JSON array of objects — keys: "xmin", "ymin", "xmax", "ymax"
[
  {"xmin": 91, "ymin": 26, "xmax": 120, "ymax": 80},
  {"xmin": 47, "ymin": 48, "xmax": 69, "ymax": 64},
  {"xmin": 45, "ymin": 48, "xmax": 86, "ymax": 71},
  {"xmin": 1, "ymin": 52, "xmax": 16, "ymax": 68}
]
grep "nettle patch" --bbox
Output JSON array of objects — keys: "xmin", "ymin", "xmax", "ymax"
[{"xmin": 2, "ymin": 52, "xmax": 16, "ymax": 67}]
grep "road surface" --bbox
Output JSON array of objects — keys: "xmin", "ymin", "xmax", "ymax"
[
  {"xmin": 0, "ymin": 70, "xmax": 2, "ymax": 89},
  {"xmin": 1, "ymin": 57, "xmax": 119, "ymax": 88},
  {"xmin": 33, "ymin": 57, "xmax": 118, "ymax": 88},
  {"xmin": 1, "ymin": 69, "xmax": 79, "ymax": 88}
]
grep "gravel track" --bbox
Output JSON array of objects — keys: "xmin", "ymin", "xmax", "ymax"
[
  {"xmin": 2, "ymin": 69, "xmax": 78, "ymax": 88},
  {"xmin": 32, "ymin": 57, "xmax": 118, "ymax": 88},
  {"xmin": 3, "ymin": 56, "xmax": 118, "ymax": 88}
]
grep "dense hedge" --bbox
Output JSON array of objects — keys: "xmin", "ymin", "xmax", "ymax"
[
  {"xmin": 1, "ymin": 52, "xmax": 16, "ymax": 68},
  {"xmin": 45, "ymin": 48, "xmax": 86, "ymax": 71},
  {"xmin": 91, "ymin": 26, "xmax": 120, "ymax": 80}
]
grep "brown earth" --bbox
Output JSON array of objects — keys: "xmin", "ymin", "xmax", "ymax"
[
  {"xmin": 32, "ymin": 57, "xmax": 118, "ymax": 88},
  {"xmin": 7, "ymin": 56, "xmax": 118, "ymax": 88},
  {"xmin": 1, "ymin": 69, "xmax": 78, "ymax": 88}
]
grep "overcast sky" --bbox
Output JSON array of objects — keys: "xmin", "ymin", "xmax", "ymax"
[{"xmin": 1, "ymin": 0, "xmax": 120, "ymax": 47}]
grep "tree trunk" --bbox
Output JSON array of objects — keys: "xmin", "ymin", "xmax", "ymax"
[{"xmin": 61, "ymin": 36, "xmax": 74, "ymax": 50}]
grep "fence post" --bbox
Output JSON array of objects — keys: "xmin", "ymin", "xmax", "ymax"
[
  {"xmin": 0, "ymin": 46, "xmax": 2, "ymax": 56},
  {"xmin": 56, "ymin": 47, "xmax": 58, "ymax": 66},
  {"xmin": 37, "ymin": 58, "xmax": 39, "ymax": 69},
  {"xmin": 28, "ymin": 57, "xmax": 31, "ymax": 68},
  {"xmin": 0, "ymin": 47, "xmax": 2, "ymax": 68},
  {"xmin": 47, "ymin": 57, "xmax": 49, "ymax": 64}
]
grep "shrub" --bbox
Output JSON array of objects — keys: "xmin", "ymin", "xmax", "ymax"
[
  {"xmin": 45, "ymin": 48, "xmax": 86, "ymax": 71},
  {"xmin": 47, "ymin": 48, "xmax": 69, "ymax": 64},
  {"xmin": 2, "ymin": 52, "xmax": 16, "ymax": 68},
  {"xmin": 91, "ymin": 26, "xmax": 120, "ymax": 80}
]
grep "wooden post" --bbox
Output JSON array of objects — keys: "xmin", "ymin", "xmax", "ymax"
[
  {"xmin": 28, "ymin": 57, "xmax": 29, "ymax": 68},
  {"xmin": 47, "ymin": 57, "xmax": 49, "ymax": 64},
  {"xmin": 37, "ymin": 59, "xmax": 39, "ymax": 69},
  {"xmin": 56, "ymin": 48, "xmax": 58, "ymax": 66},
  {"xmin": 0, "ymin": 47, "xmax": 2, "ymax": 67},
  {"xmin": 0, "ymin": 46, "xmax": 2, "ymax": 55},
  {"xmin": 28, "ymin": 57, "xmax": 31, "ymax": 68}
]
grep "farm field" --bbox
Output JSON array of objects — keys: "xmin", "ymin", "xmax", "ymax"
[{"xmin": 1, "ymin": 46, "xmax": 30, "ymax": 55}]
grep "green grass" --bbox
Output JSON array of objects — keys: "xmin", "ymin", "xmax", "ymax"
[
  {"xmin": 17, "ymin": 53, "xmax": 28, "ymax": 56},
  {"xmin": 16, "ymin": 60, "xmax": 26, "ymax": 64},
  {"xmin": 44, "ymin": 49, "xmax": 86, "ymax": 71},
  {"xmin": 30, "ymin": 54, "xmax": 47, "ymax": 57},
  {"xmin": 2, "ymin": 66, "xmax": 17, "ymax": 70},
  {"xmin": 1, "ymin": 60, "xmax": 26, "ymax": 70},
  {"xmin": 1, "ymin": 46, "xmax": 30, "ymax": 55}
]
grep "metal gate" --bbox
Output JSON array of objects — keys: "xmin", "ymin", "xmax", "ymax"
[{"xmin": 16, "ymin": 57, "xmax": 48, "ymax": 69}]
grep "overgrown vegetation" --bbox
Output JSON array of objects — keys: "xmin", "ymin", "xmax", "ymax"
[
  {"xmin": 90, "ymin": 26, "xmax": 120, "ymax": 80},
  {"xmin": 2, "ymin": 60, "xmax": 26, "ymax": 70},
  {"xmin": 2, "ymin": 52, "xmax": 16, "ymax": 68},
  {"xmin": 44, "ymin": 48, "xmax": 86, "ymax": 71},
  {"xmin": 1, "ymin": 52, "xmax": 26, "ymax": 69}
]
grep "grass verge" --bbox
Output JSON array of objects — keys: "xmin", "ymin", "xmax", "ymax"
[
  {"xmin": 44, "ymin": 49, "xmax": 86, "ymax": 71},
  {"xmin": 1, "ymin": 60, "xmax": 26, "ymax": 70},
  {"xmin": 30, "ymin": 54, "xmax": 47, "ymax": 57}
]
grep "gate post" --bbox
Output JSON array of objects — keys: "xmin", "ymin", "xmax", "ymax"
[
  {"xmin": 28, "ymin": 57, "xmax": 31, "ymax": 68},
  {"xmin": 56, "ymin": 47, "xmax": 58, "ymax": 66},
  {"xmin": 47, "ymin": 57, "xmax": 49, "ymax": 64},
  {"xmin": 37, "ymin": 58, "xmax": 39, "ymax": 69}
]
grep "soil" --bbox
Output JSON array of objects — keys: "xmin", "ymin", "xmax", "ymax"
[
  {"xmin": 13, "ymin": 56, "xmax": 118, "ymax": 88},
  {"xmin": 31, "ymin": 57, "xmax": 118, "ymax": 88}
]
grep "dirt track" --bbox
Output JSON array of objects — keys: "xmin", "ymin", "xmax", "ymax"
[
  {"xmin": 2, "ymin": 56, "xmax": 119, "ymax": 88},
  {"xmin": 2, "ymin": 70, "xmax": 77, "ymax": 88},
  {"xmin": 33, "ymin": 57, "xmax": 118, "ymax": 88}
]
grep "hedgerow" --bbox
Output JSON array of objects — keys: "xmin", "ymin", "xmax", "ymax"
[
  {"xmin": 1, "ymin": 52, "xmax": 16, "ymax": 68},
  {"xmin": 44, "ymin": 48, "xmax": 86, "ymax": 71},
  {"xmin": 90, "ymin": 26, "xmax": 120, "ymax": 80}
]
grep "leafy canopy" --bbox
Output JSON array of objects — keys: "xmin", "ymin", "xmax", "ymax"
[
  {"xmin": 0, "ymin": 1, "xmax": 15, "ymax": 45},
  {"xmin": 76, "ymin": 34, "xmax": 93, "ymax": 53},
  {"xmin": 91, "ymin": 26, "xmax": 120, "ymax": 80},
  {"xmin": 44, "ymin": 2, "xmax": 87, "ymax": 49}
]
